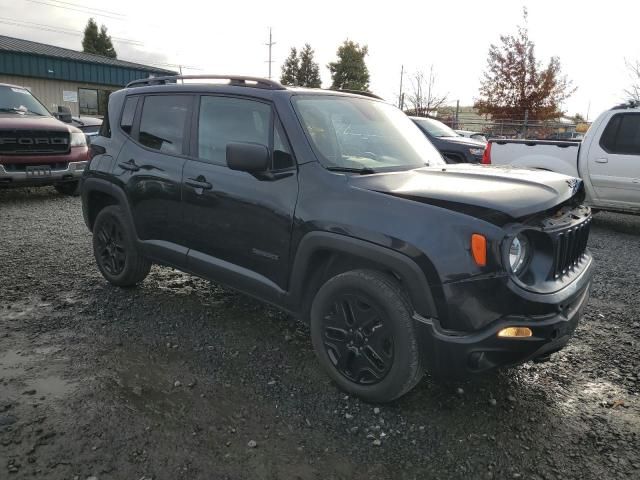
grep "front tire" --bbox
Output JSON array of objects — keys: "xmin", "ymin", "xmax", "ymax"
[
  {"xmin": 310, "ymin": 269, "xmax": 424, "ymax": 403},
  {"xmin": 92, "ymin": 206, "xmax": 151, "ymax": 287},
  {"xmin": 54, "ymin": 181, "xmax": 80, "ymax": 196}
]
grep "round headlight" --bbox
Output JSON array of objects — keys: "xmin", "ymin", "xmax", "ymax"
[{"xmin": 509, "ymin": 234, "xmax": 530, "ymax": 275}]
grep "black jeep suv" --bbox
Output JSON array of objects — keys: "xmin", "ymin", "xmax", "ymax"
[{"xmin": 82, "ymin": 75, "xmax": 594, "ymax": 402}]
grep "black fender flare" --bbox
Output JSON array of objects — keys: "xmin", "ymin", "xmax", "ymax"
[
  {"xmin": 82, "ymin": 177, "xmax": 137, "ymax": 239},
  {"xmin": 287, "ymin": 231, "xmax": 438, "ymax": 318}
]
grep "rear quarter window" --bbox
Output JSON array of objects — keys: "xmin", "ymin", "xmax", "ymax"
[{"xmin": 120, "ymin": 96, "xmax": 139, "ymax": 135}]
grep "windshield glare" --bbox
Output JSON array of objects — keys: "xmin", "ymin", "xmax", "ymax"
[
  {"xmin": 413, "ymin": 117, "xmax": 459, "ymax": 138},
  {"xmin": 0, "ymin": 86, "xmax": 50, "ymax": 116},
  {"xmin": 293, "ymin": 95, "xmax": 444, "ymax": 171}
]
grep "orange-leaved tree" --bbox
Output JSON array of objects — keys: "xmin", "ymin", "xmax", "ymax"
[{"xmin": 474, "ymin": 9, "xmax": 574, "ymax": 121}]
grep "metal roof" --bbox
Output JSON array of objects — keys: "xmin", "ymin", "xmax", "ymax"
[{"xmin": 0, "ymin": 35, "xmax": 174, "ymax": 74}]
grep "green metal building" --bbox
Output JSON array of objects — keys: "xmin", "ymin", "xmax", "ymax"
[{"xmin": 0, "ymin": 35, "xmax": 175, "ymax": 117}]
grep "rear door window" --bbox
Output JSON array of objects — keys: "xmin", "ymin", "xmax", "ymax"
[
  {"xmin": 600, "ymin": 113, "xmax": 640, "ymax": 155},
  {"xmin": 138, "ymin": 95, "xmax": 191, "ymax": 155}
]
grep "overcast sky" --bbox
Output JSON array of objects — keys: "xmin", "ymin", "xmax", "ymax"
[{"xmin": 1, "ymin": 0, "xmax": 638, "ymax": 119}]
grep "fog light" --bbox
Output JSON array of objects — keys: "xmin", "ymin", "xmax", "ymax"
[{"xmin": 497, "ymin": 327, "xmax": 532, "ymax": 338}]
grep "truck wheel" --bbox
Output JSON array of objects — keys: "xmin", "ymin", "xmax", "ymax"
[
  {"xmin": 54, "ymin": 181, "xmax": 80, "ymax": 196},
  {"xmin": 310, "ymin": 269, "xmax": 424, "ymax": 403},
  {"xmin": 92, "ymin": 206, "xmax": 151, "ymax": 287}
]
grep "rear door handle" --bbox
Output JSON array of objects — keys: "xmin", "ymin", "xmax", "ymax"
[
  {"xmin": 595, "ymin": 158, "xmax": 608, "ymax": 163},
  {"xmin": 118, "ymin": 159, "xmax": 140, "ymax": 171},
  {"xmin": 185, "ymin": 176, "xmax": 212, "ymax": 190}
]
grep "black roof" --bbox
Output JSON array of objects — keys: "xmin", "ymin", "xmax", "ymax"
[{"xmin": 0, "ymin": 34, "xmax": 174, "ymax": 75}]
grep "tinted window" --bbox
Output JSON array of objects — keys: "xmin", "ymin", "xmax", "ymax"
[
  {"xmin": 273, "ymin": 121, "xmax": 294, "ymax": 169},
  {"xmin": 138, "ymin": 95, "xmax": 190, "ymax": 155},
  {"xmin": 601, "ymin": 113, "xmax": 640, "ymax": 155},
  {"xmin": 79, "ymin": 88, "xmax": 112, "ymax": 116},
  {"xmin": 120, "ymin": 97, "xmax": 138, "ymax": 135},
  {"xmin": 99, "ymin": 102, "xmax": 111, "ymax": 138},
  {"xmin": 412, "ymin": 117, "xmax": 459, "ymax": 138},
  {"xmin": 79, "ymin": 88, "xmax": 98, "ymax": 116},
  {"xmin": 198, "ymin": 96, "xmax": 270, "ymax": 165}
]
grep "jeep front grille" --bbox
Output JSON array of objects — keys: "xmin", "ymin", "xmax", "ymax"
[
  {"xmin": 552, "ymin": 218, "xmax": 591, "ymax": 279},
  {"xmin": 0, "ymin": 130, "xmax": 70, "ymax": 155}
]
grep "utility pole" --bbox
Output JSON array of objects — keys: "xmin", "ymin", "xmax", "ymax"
[
  {"xmin": 398, "ymin": 65, "xmax": 404, "ymax": 109},
  {"xmin": 455, "ymin": 100, "xmax": 460, "ymax": 129},
  {"xmin": 265, "ymin": 27, "xmax": 276, "ymax": 79}
]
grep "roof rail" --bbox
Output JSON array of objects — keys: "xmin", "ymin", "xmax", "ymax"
[
  {"xmin": 612, "ymin": 99, "xmax": 640, "ymax": 110},
  {"xmin": 330, "ymin": 88, "xmax": 384, "ymax": 100},
  {"xmin": 125, "ymin": 75, "xmax": 285, "ymax": 90}
]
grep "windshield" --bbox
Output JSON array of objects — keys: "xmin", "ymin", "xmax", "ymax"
[
  {"xmin": 412, "ymin": 117, "xmax": 459, "ymax": 138},
  {"xmin": 0, "ymin": 85, "xmax": 50, "ymax": 116},
  {"xmin": 293, "ymin": 95, "xmax": 444, "ymax": 171}
]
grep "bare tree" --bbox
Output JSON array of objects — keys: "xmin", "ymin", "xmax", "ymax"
[
  {"xmin": 625, "ymin": 59, "xmax": 640, "ymax": 102},
  {"xmin": 406, "ymin": 65, "xmax": 448, "ymax": 116}
]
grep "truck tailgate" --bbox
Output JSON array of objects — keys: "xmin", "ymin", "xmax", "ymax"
[{"xmin": 488, "ymin": 139, "xmax": 580, "ymax": 177}]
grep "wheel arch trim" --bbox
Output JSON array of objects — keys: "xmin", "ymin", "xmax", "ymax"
[
  {"xmin": 82, "ymin": 177, "xmax": 137, "ymax": 238},
  {"xmin": 287, "ymin": 231, "xmax": 438, "ymax": 318}
]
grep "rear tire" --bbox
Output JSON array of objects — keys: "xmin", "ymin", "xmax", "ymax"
[
  {"xmin": 310, "ymin": 269, "xmax": 424, "ymax": 403},
  {"xmin": 92, "ymin": 206, "xmax": 151, "ymax": 287},
  {"xmin": 54, "ymin": 181, "xmax": 80, "ymax": 196}
]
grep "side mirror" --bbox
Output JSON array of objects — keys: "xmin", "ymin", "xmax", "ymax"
[
  {"xmin": 53, "ymin": 105, "xmax": 72, "ymax": 124},
  {"xmin": 226, "ymin": 142, "xmax": 270, "ymax": 173}
]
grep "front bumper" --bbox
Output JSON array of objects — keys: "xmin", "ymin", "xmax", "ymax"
[
  {"xmin": 416, "ymin": 278, "xmax": 591, "ymax": 379},
  {"xmin": 0, "ymin": 161, "xmax": 88, "ymax": 187}
]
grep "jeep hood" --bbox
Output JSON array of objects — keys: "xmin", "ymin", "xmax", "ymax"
[{"xmin": 348, "ymin": 164, "xmax": 582, "ymax": 220}]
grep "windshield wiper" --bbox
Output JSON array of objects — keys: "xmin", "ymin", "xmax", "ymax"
[{"xmin": 326, "ymin": 166, "xmax": 376, "ymax": 175}]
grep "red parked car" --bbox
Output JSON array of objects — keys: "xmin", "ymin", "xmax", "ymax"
[{"xmin": 0, "ymin": 83, "xmax": 90, "ymax": 195}]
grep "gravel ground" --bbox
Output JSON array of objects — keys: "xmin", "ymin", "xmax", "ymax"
[{"xmin": 1, "ymin": 187, "xmax": 639, "ymax": 480}]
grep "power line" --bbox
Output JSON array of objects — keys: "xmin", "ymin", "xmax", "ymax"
[
  {"xmin": 33, "ymin": 0, "xmax": 125, "ymax": 17},
  {"xmin": 21, "ymin": 0, "xmax": 126, "ymax": 20},
  {"xmin": 0, "ymin": 17, "xmax": 144, "ymax": 45}
]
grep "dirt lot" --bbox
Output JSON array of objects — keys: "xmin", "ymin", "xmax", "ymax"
[{"xmin": 1, "ymin": 187, "xmax": 639, "ymax": 480}]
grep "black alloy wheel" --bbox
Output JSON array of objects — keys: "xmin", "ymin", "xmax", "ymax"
[
  {"xmin": 95, "ymin": 216, "xmax": 126, "ymax": 276},
  {"xmin": 310, "ymin": 269, "xmax": 424, "ymax": 403},
  {"xmin": 321, "ymin": 292, "xmax": 394, "ymax": 385}
]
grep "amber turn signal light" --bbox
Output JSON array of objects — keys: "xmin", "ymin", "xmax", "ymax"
[
  {"xmin": 471, "ymin": 234, "xmax": 487, "ymax": 266},
  {"xmin": 497, "ymin": 327, "xmax": 533, "ymax": 338}
]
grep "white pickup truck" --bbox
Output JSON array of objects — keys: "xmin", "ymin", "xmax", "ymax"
[{"xmin": 484, "ymin": 102, "xmax": 640, "ymax": 214}]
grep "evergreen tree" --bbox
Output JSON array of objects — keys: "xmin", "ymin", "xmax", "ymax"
[
  {"xmin": 82, "ymin": 18, "xmax": 100, "ymax": 55},
  {"xmin": 82, "ymin": 18, "xmax": 117, "ymax": 58},
  {"xmin": 328, "ymin": 40, "xmax": 370, "ymax": 91},
  {"xmin": 280, "ymin": 47, "xmax": 299, "ymax": 86},
  {"xmin": 97, "ymin": 25, "xmax": 117, "ymax": 58},
  {"xmin": 297, "ymin": 44, "xmax": 322, "ymax": 88}
]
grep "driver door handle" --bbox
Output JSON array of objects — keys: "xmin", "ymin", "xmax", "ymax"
[
  {"xmin": 595, "ymin": 158, "xmax": 608, "ymax": 164},
  {"xmin": 118, "ymin": 159, "xmax": 140, "ymax": 171},
  {"xmin": 185, "ymin": 176, "xmax": 212, "ymax": 190}
]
